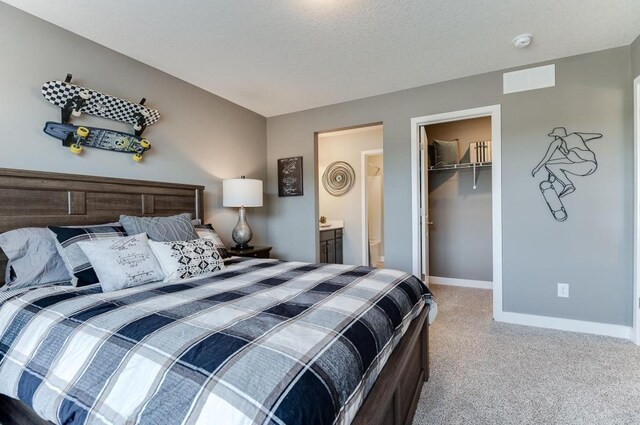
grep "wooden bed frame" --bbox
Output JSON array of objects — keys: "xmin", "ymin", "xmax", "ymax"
[
  {"xmin": 0, "ymin": 168, "xmax": 430, "ymax": 425},
  {"xmin": 0, "ymin": 168, "xmax": 204, "ymax": 287}
]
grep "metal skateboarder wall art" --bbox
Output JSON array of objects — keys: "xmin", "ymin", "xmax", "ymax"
[{"xmin": 531, "ymin": 127, "xmax": 602, "ymax": 222}]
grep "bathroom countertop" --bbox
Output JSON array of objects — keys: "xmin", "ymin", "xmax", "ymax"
[{"xmin": 319, "ymin": 220, "xmax": 344, "ymax": 231}]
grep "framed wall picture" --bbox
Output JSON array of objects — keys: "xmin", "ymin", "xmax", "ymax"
[{"xmin": 278, "ymin": 156, "xmax": 304, "ymax": 197}]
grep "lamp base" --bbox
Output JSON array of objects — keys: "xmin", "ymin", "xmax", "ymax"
[{"xmin": 231, "ymin": 206, "xmax": 253, "ymax": 249}]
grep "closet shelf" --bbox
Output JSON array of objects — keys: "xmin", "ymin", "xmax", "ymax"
[
  {"xmin": 428, "ymin": 162, "xmax": 492, "ymax": 171},
  {"xmin": 428, "ymin": 162, "xmax": 492, "ymax": 190}
]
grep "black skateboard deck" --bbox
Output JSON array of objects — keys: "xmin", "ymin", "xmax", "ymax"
[
  {"xmin": 43, "ymin": 122, "xmax": 151, "ymax": 162},
  {"xmin": 42, "ymin": 78, "xmax": 159, "ymax": 135}
]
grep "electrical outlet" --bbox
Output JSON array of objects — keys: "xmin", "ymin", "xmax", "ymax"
[{"xmin": 557, "ymin": 283, "xmax": 569, "ymax": 298}]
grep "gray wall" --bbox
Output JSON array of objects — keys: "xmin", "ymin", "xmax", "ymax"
[
  {"xmin": 318, "ymin": 127, "xmax": 383, "ymax": 265},
  {"xmin": 0, "ymin": 3, "xmax": 268, "ymax": 247},
  {"xmin": 632, "ymin": 35, "xmax": 640, "ymax": 78},
  {"xmin": 267, "ymin": 46, "xmax": 633, "ymax": 326},
  {"xmin": 426, "ymin": 118, "xmax": 492, "ymax": 281}
]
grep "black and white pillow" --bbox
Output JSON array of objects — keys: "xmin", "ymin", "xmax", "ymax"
[
  {"xmin": 194, "ymin": 224, "xmax": 229, "ymax": 258},
  {"xmin": 119, "ymin": 213, "xmax": 198, "ymax": 242},
  {"xmin": 148, "ymin": 238, "xmax": 225, "ymax": 281},
  {"xmin": 49, "ymin": 225, "xmax": 127, "ymax": 287}
]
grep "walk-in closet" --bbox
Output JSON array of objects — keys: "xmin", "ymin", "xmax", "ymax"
[{"xmin": 425, "ymin": 116, "xmax": 493, "ymax": 287}]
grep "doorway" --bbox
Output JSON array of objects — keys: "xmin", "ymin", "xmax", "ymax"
[
  {"xmin": 411, "ymin": 105, "xmax": 503, "ymax": 320},
  {"xmin": 424, "ymin": 117, "xmax": 493, "ymax": 288},
  {"xmin": 361, "ymin": 149, "xmax": 384, "ymax": 267},
  {"xmin": 316, "ymin": 124, "xmax": 383, "ymax": 265},
  {"xmin": 634, "ymin": 75, "xmax": 640, "ymax": 345}
]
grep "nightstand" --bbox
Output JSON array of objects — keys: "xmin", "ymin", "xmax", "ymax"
[{"xmin": 228, "ymin": 246, "xmax": 272, "ymax": 259}]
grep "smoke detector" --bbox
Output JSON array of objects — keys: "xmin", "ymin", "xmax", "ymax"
[{"xmin": 512, "ymin": 33, "xmax": 533, "ymax": 48}]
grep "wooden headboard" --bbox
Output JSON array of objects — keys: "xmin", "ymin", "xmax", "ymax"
[{"xmin": 0, "ymin": 168, "xmax": 205, "ymax": 285}]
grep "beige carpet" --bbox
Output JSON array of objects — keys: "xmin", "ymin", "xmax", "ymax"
[{"xmin": 413, "ymin": 285, "xmax": 640, "ymax": 425}]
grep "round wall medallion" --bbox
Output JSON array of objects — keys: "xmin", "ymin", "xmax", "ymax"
[{"xmin": 322, "ymin": 161, "xmax": 355, "ymax": 196}]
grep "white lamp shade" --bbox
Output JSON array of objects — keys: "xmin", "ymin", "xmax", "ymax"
[{"xmin": 223, "ymin": 178, "xmax": 263, "ymax": 207}]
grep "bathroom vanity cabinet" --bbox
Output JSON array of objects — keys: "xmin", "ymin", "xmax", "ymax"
[{"xmin": 319, "ymin": 228, "xmax": 343, "ymax": 264}]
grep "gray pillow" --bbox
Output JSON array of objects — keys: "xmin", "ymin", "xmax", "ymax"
[
  {"xmin": 433, "ymin": 139, "xmax": 459, "ymax": 167},
  {"xmin": 0, "ymin": 227, "xmax": 71, "ymax": 290},
  {"xmin": 119, "ymin": 213, "xmax": 199, "ymax": 242}
]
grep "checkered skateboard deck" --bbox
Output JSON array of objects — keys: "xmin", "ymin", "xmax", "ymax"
[
  {"xmin": 41, "ymin": 80, "xmax": 160, "ymax": 129},
  {"xmin": 44, "ymin": 122, "xmax": 151, "ymax": 160}
]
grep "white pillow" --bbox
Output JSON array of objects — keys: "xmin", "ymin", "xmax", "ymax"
[
  {"xmin": 148, "ymin": 238, "xmax": 225, "ymax": 282},
  {"xmin": 77, "ymin": 233, "xmax": 164, "ymax": 292}
]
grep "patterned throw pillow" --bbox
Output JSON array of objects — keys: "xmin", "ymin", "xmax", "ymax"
[
  {"xmin": 194, "ymin": 224, "xmax": 229, "ymax": 258},
  {"xmin": 119, "ymin": 213, "xmax": 198, "ymax": 242},
  {"xmin": 148, "ymin": 238, "xmax": 225, "ymax": 281},
  {"xmin": 49, "ymin": 225, "xmax": 127, "ymax": 287},
  {"xmin": 78, "ymin": 233, "xmax": 164, "ymax": 292}
]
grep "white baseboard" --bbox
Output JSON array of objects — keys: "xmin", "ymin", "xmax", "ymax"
[
  {"xmin": 500, "ymin": 312, "xmax": 633, "ymax": 340},
  {"xmin": 429, "ymin": 276, "xmax": 492, "ymax": 289},
  {"xmin": 429, "ymin": 277, "xmax": 632, "ymax": 340}
]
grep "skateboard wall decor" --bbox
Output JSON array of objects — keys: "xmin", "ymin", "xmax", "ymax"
[
  {"xmin": 41, "ymin": 74, "xmax": 160, "ymax": 162},
  {"xmin": 42, "ymin": 74, "xmax": 160, "ymax": 135},
  {"xmin": 44, "ymin": 122, "xmax": 151, "ymax": 162},
  {"xmin": 531, "ymin": 127, "xmax": 602, "ymax": 222}
]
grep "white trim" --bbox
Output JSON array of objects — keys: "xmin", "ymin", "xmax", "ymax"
[
  {"xmin": 361, "ymin": 149, "xmax": 384, "ymax": 266},
  {"xmin": 633, "ymin": 75, "xmax": 640, "ymax": 345},
  {"xmin": 419, "ymin": 126, "xmax": 428, "ymax": 279},
  {"xmin": 410, "ymin": 104, "xmax": 503, "ymax": 320},
  {"xmin": 501, "ymin": 312, "xmax": 633, "ymax": 340},
  {"xmin": 429, "ymin": 276, "xmax": 492, "ymax": 289}
]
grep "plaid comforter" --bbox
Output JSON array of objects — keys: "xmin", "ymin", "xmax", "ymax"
[{"xmin": 0, "ymin": 258, "xmax": 433, "ymax": 425}]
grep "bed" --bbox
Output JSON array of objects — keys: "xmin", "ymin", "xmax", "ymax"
[{"xmin": 0, "ymin": 168, "xmax": 433, "ymax": 425}]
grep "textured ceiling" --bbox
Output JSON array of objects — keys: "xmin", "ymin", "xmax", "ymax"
[{"xmin": 4, "ymin": 0, "xmax": 639, "ymax": 117}]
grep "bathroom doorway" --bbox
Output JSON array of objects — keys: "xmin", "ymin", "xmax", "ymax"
[
  {"xmin": 315, "ymin": 124, "xmax": 383, "ymax": 265},
  {"xmin": 362, "ymin": 149, "xmax": 384, "ymax": 267}
]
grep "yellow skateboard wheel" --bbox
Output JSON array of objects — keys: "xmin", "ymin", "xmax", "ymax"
[
  {"xmin": 133, "ymin": 153, "xmax": 143, "ymax": 162},
  {"xmin": 76, "ymin": 127, "xmax": 89, "ymax": 138},
  {"xmin": 140, "ymin": 139, "xmax": 150, "ymax": 149},
  {"xmin": 70, "ymin": 144, "xmax": 82, "ymax": 155}
]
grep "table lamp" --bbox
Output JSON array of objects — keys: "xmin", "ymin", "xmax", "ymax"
[{"xmin": 223, "ymin": 176, "xmax": 263, "ymax": 249}]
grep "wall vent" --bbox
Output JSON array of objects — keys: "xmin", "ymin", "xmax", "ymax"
[{"xmin": 503, "ymin": 64, "xmax": 555, "ymax": 94}]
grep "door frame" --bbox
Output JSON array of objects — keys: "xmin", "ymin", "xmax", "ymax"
[
  {"xmin": 361, "ymin": 149, "xmax": 384, "ymax": 265},
  {"xmin": 633, "ymin": 76, "xmax": 640, "ymax": 344},
  {"xmin": 410, "ymin": 104, "xmax": 503, "ymax": 320}
]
